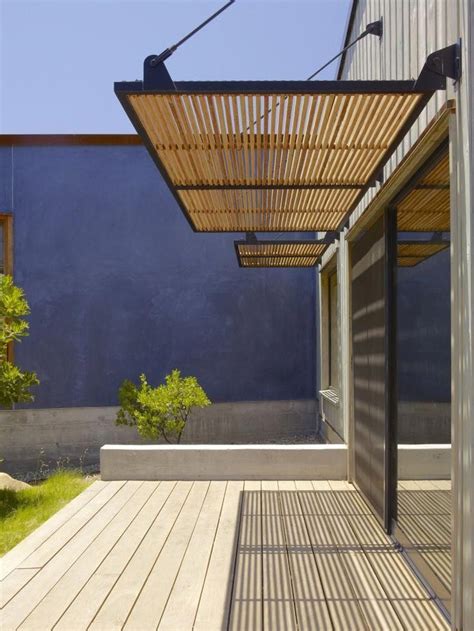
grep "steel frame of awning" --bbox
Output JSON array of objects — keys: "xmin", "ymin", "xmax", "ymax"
[
  {"xmin": 115, "ymin": 43, "xmax": 460, "ymax": 235},
  {"xmin": 234, "ymin": 234, "xmax": 331, "ymax": 268},
  {"xmin": 397, "ymin": 238, "xmax": 450, "ymax": 267}
]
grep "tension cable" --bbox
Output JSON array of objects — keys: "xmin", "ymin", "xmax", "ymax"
[{"xmin": 149, "ymin": 0, "xmax": 236, "ymax": 67}]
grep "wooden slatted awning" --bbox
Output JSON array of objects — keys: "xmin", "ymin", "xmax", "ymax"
[
  {"xmin": 116, "ymin": 71, "xmax": 437, "ymax": 233},
  {"xmin": 397, "ymin": 151, "xmax": 450, "ymax": 232},
  {"xmin": 235, "ymin": 239, "xmax": 328, "ymax": 268},
  {"xmin": 397, "ymin": 240, "xmax": 449, "ymax": 267}
]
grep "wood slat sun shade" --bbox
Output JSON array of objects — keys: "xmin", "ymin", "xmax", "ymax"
[
  {"xmin": 235, "ymin": 239, "xmax": 328, "ymax": 268},
  {"xmin": 115, "ymin": 79, "xmax": 435, "ymax": 232},
  {"xmin": 397, "ymin": 240, "xmax": 449, "ymax": 267},
  {"xmin": 397, "ymin": 152, "xmax": 450, "ymax": 232}
]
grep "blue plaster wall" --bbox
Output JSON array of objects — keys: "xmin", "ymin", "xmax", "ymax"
[
  {"xmin": 0, "ymin": 147, "xmax": 12, "ymax": 209},
  {"xmin": 5, "ymin": 144, "xmax": 316, "ymax": 408},
  {"xmin": 397, "ymin": 248, "xmax": 451, "ymax": 402}
]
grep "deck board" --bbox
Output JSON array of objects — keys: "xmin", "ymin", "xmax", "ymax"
[
  {"xmin": 54, "ymin": 481, "xmax": 175, "ymax": 631},
  {"xmin": 158, "ymin": 481, "xmax": 226, "ymax": 631},
  {"xmin": 261, "ymin": 480, "xmax": 297, "ymax": 631},
  {"xmin": 280, "ymin": 481, "xmax": 333, "ymax": 630},
  {"xmin": 228, "ymin": 481, "xmax": 263, "ymax": 631},
  {"xmin": 397, "ymin": 479, "xmax": 452, "ymax": 596},
  {"xmin": 123, "ymin": 481, "xmax": 209, "ymax": 631},
  {"xmin": 0, "ymin": 479, "xmax": 449, "ymax": 631},
  {"xmin": 88, "ymin": 481, "xmax": 191, "ymax": 631},
  {"xmin": 194, "ymin": 481, "xmax": 243, "ymax": 631},
  {"xmin": 0, "ymin": 481, "xmax": 117, "ymax": 581},
  {"xmin": 2, "ymin": 481, "xmax": 140, "ymax": 631},
  {"xmin": 19, "ymin": 482, "xmax": 159, "ymax": 631}
]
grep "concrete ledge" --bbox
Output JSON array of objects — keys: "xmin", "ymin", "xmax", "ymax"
[
  {"xmin": 0, "ymin": 399, "xmax": 316, "ymax": 478},
  {"xmin": 100, "ymin": 444, "xmax": 347, "ymax": 481},
  {"xmin": 398, "ymin": 444, "xmax": 451, "ymax": 479}
]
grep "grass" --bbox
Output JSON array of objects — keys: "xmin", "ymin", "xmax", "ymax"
[{"xmin": 0, "ymin": 470, "xmax": 92, "ymax": 555}]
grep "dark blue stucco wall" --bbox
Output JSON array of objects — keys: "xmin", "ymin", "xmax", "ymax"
[
  {"xmin": 397, "ymin": 248, "xmax": 451, "ymax": 402},
  {"xmin": 0, "ymin": 147, "xmax": 12, "ymax": 209},
  {"xmin": 5, "ymin": 144, "xmax": 316, "ymax": 408}
]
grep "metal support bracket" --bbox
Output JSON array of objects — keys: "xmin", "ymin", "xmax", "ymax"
[
  {"xmin": 415, "ymin": 41, "xmax": 462, "ymax": 90},
  {"xmin": 143, "ymin": 56, "xmax": 175, "ymax": 90},
  {"xmin": 365, "ymin": 19, "xmax": 383, "ymax": 38},
  {"xmin": 323, "ymin": 231, "xmax": 340, "ymax": 244},
  {"xmin": 370, "ymin": 169, "xmax": 385, "ymax": 188}
]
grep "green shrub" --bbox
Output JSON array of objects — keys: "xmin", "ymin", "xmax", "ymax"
[
  {"xmin": 116, "ymin": 370, "xmax": 211, "ymax": 444},
  {"xmin": 0, "ymin": 275, "xmax": 39, "ymax": 408}
]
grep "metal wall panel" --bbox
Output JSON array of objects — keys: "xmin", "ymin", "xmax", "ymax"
[
  {"xmin": 340, "ymin": 0, "xmax": 451, "ymax": 228},
  {"xmin": 351, "ymin": 214, "xmax": 390, "ymax": 524},
  {"xmin": 338, "ymin": 3, "xmax": 474, "ymax": 626}
]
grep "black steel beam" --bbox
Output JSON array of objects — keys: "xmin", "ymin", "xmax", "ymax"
[
  {"xmin": 240, "ymin": 263, "xmax": 320, "ymax": 268},
  {"xmin": 115, "ymin": 79, "xmax": 432, "ymax": 96},
  {"xmin": 240, "ymin": 254, "xmax": 321, "ymax": 258},
  {"xmin": 176, "ymin": 183, "xmax": 364, "ymax": 191},
  {"xmin": 234, "ymin": 239, "xmax": 329, "ymax": 247},
  {"xmin": 397, "ymin": 239, "xmax": 450, "ymax": 246},
  {"xmin": 414, "ymin": 184, "xmax": 449, "ymax": 190}
]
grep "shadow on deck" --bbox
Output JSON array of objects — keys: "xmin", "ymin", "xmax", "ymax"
[{"xmin": 0, "ymin": 480, "xmax": 449, "ymax": 630}]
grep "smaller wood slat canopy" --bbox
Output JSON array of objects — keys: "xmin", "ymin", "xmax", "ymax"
[
  {"xmin": 397, "ymin": 240, "xmax": 449, "ymax": 267},
  {"xmin": 115, "ymin": 63, "xmax": 439, "ymax": 233},
  {"xmin": 235, "ymin": 239, "xmax": 328, "ymax": 268},
  {"xmin": 397, "ymin": 151, "xmax": 450, "ymax": 232}
]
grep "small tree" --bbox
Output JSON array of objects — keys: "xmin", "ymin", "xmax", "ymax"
[
  {"xmin": 0, "ymin": 275, "xmax": 39, "ymax": 408},
  {"xmin": 116, "ymin": 370, "xmax": 211, "ymax": 444}
]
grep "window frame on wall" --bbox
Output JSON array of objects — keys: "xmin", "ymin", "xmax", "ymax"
[
  {"xmin": 327, "ymin": 269, "xmax": 340, "ymax": 390},
  {"xmin": 1, "ymin": 213, "xmax": 14, "ymax": 363},
  {"xmin": 321, "ymin": 255, "xmax": 340, "ymax": 395},
  {"xmin": 319, "ymin": 251, "xmax": 344, "ymax": 442},
  {"xmin": 0, "ymin": 213, "xmax": 13, "ymax": 276}
]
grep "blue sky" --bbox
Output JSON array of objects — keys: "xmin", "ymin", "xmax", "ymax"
[{"xmin": 1, "ymin": 0, "xmax": 351, "ymax": 133}]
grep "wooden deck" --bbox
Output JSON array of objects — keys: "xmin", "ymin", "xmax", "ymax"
[
  {"xmin": 1, "ymin": 480, "xmax": 449, "ymax": 630},
  {"xmin": 397, "ymin": 479, "xmax": 452, "ymax": 612}
]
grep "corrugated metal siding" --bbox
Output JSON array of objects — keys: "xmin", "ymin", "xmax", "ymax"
[{"xmin": 340, "ymin": 0, "xmax": 452, "ymax": 225}]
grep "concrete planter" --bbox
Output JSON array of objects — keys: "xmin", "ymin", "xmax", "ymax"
[
  {"xmin": 101, "ymin": 444, "xmax": 347, "ymax": 481},
  {"xmin": 100, "ymin": 443, "xmax": 451, "ymax": 481}
]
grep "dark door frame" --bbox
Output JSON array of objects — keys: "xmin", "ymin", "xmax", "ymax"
[
  {"xmin": 385, "ymin": 205, "xmax": 398, "ymax": 531},
  {"xmin": 350, "ymin": 207, "xmax": 397, "ymax": 533}
]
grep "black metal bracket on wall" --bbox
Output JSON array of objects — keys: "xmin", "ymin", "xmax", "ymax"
[
  {"xmin": 415, "ymin": 41, "xmax": 462, "ymax": 90},
  {"xmin": 144, "ymin": 55, "xmax": 176, "ymax": 90}
]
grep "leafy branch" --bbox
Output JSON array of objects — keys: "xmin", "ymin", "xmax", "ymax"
[
  {"xmin": 0, "ymin": 275, "xmax": 39, "ymax": 409},
  {"xmin": 116, "ymin": 370, "xmax": 211, "ymax": 443}
]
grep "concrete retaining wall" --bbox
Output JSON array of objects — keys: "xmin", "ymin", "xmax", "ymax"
[
  {"xmin": 398, "ymin": 444, "xmax": 451, "ymax": 480},
  {"xmin": 398, "ymin": 402, "xmax": 450, "ymax": 444},
  {"xmin": 101, "ymin": 444, "xmax": 347, "ymax": 481},
  {"xmin": 0, "ymin": 399, "xmax": 317, "ymax": 478},
  {"xmin": 100, "ymin": 443, "xmax": 451, "ymax": 481}
]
